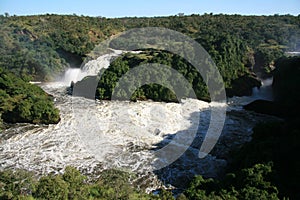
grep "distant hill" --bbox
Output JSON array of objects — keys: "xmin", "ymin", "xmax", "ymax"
[{"xmin": 0, "ymin": 14, "xmax": 299, "ymax": 99}]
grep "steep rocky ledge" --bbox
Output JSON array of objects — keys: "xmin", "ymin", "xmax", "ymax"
[{"xmin": 226, "ymin": 74, "xmax": 261, "ymax": 97}]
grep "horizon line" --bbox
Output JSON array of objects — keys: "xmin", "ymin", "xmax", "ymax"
[{"xmin": 2, "ymin": 12, "xmax": 299, "ymax": 19}]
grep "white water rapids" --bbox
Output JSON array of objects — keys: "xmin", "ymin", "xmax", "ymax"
[{"xmin": 0, "ymin": 50, "xmax": 278, "ymax": 190}]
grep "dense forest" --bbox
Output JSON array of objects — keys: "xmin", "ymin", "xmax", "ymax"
[
  {"xmin": 0, "ymin": 13, "xmax": 300, "ymax": 199},
  {"xmin": 0, "ymin": 163, "xmax": 285, "ymax": 199}
]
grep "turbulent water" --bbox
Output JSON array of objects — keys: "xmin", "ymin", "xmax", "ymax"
[{"xmin": 0, "ymin": 50, "xmax": 279, "ymax": 191}]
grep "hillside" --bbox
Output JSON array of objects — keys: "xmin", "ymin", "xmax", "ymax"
[
  {"xmin": 0, "ymin": 67, "xmax": 60, "ymax": 127},
  {"xmin": 0, "ymin": 14, "xmax": 299, "ymax": 86}
]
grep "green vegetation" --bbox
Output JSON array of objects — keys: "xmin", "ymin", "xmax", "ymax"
[
  {"xmin": 0, "ymin": 164, "xmax": 284, "ymax": 200},
  {"xmin": 93, "ymin": 50, "xmax": 209, "ymax": 102},
  {"xmin": 0, "ymin": 14, "xmax": 299, "ymax": 82},
  {"xmin": 0, "ymin": 67, "xmax": 60, "ymax": 125},
  {"xmin": 1, "ymin": 13, "xmax": 299, "ymax": 100},
  {"xmin": 92, "ymin": 34, "xmax": 265, "ymax": 101},
  {"xmin": 183, "ymin": 119, "xmax": 299, "ymax": 200},
  {"xmin": 0, "ymin": 161, "xmax": 291, "ymax": 200},
  {"xmin": 229, "ymin": 120, "xmax": 300, "ymax": 199},
  {"xmin": 185, "ymin": 163, "xmax": 279, "ymax": 200},
  {"xmin": 0, "ymin": 166, "xmax": 176, "ymax": 200}
]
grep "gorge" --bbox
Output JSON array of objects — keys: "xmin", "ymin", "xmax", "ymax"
[{"xmin": 0, "ymin": 50, "xmax": 281, "ymax": 192}]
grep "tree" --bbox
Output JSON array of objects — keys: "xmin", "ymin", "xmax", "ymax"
[{"xmin": 35, "ymin": 175, "xmax": 69, "ymax": 200}]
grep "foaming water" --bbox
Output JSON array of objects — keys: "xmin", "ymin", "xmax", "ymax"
[
  {"xmin": 0, "ymin": 83, "xmax": 210, "ymax": 171},
  {"xmin": 1, "ymin": 83, "xmax": 227, "ymax": 190},
  {"xmin": 0, "ymin": 81, "xmax": 275, "ymax": 189},
  {"xmin": 0, "ymin": 51, "xmax": 278, "ymax": 190}
]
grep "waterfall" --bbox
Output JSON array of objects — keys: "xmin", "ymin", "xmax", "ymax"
[
  {"xmin": 228, "ymin": 77, "xmax": 274, "ymax": 108},
  {"xmin": 62, "ymin": 68, "xmax": 86, "ymax": 86},
  {"xmin": 61, "ymin": 49, "xmax": 124, "ymax": 86},
  {"xmin": 251, "ymin": 77, "xmax": 273, "ymax": 101}
]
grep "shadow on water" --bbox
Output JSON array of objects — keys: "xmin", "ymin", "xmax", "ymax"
[
  {"xmin": 150, "ymin": 109, "xmax": 226, "ymax": 190},
  {"xmin": 148, "ymin": 105, "xmax": 279, "ymax": 191}
]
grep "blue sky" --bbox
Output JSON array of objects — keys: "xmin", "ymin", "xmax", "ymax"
[{"xmin": 0, "ymin": 0, "xmax": 299, "ymax": 17}]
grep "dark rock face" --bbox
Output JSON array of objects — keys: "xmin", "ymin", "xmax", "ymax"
[
  {"xmin": 57, "ymin": 48, "xmax": 83, "ymax": 68},
  {"xmin": 71, "ymin": 76, "xmax": 99, "ymax": 99},
  {"xmin": 243, "ymin": 100, "xmax": 291, "ymax": 118},
  {"xmin": 226, "ymin": 74, "xmax": 261, "ymax": 97},
  {"xmin": 272, "ymin": 57, "xmax": 300, "ymax": 105},
  {"xmin": 244, "ymin": 57, "xmax": 300, "ymax": 118}
]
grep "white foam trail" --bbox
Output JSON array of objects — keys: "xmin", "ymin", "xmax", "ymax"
[{"xmin": 82, "ymin": 52, "xmax": 120, "ymax": 76}]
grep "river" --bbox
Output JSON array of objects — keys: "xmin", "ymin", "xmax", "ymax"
[{"xmin": 0, "ymin": 50, "xmax": 279, "ymax": 191}]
